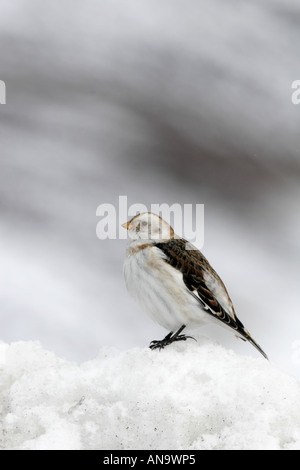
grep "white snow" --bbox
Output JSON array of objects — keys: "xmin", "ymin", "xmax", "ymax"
[{"xmin": 1, "ymin": 340, "xmax": 299, "ymax": 450}]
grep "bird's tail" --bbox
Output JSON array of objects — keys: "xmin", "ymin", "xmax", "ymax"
[
  {"xmin": 247, "ymin": 335, "xmax": 269, "ymax": 360},
  {"xmin": 237, "ymin": 330, "xmax": 268, "ymax": 360}
]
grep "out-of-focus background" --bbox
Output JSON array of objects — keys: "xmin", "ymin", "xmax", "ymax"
[{"xmin": 1, "ymin": 0, "xmax": 299, "ymax": 377}]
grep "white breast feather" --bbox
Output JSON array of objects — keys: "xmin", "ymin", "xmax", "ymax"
[{"xmin": 123, "ymin": 244, "xmax": 207, "ymax": 331}]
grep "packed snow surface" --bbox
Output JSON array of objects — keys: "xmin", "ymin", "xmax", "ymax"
[{"xmin": 1, "ymin": 340, "xmax": 299, "ymax": 450}]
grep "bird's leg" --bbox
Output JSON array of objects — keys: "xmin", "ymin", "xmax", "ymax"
[
  {"xmin": 171, "ymin": 325, "xmax": 196, "ymax": 344},
  {"xmin": 149, "ymin": 325, "xmax": 196, "ymax": 350}
]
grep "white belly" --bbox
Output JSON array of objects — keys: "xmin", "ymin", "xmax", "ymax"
[{"xmin": 123, "ymin": 246, "xmax": 207, "ymax": 332}]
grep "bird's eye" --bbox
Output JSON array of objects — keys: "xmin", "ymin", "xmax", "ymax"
[{"xmin": 142, "ymin": 221, "xmax": 147, "ymax": 226}]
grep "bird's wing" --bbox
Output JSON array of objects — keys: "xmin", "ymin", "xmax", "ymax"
[
  {"xmin": 155, "ymin": 239, "xmax": 241, "ymax": 329},
  {"xmin": 155, "ymin": 239, "xmax": 268, "ymax": 359}
]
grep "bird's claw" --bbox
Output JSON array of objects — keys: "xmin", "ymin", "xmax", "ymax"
[
  {"xmin": 149, "ymin": 339, "xmax": 171, "ymax": 350},
  {"xmin": 149, "ymin": 334, "xmax": 196, "ymax": 350},
  {"xmin": 174, "ymin": 334, "xmax": 196, "ymax": 343}
]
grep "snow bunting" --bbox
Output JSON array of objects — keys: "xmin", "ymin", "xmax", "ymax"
[{"xmin": 122, "ymin": 212, "xmax": 268, "ymax": 359}]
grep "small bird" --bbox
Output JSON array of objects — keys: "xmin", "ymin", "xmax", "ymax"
[{"xmin": 122, "ymin": 212, "xmax": 268, "ymax": 359}]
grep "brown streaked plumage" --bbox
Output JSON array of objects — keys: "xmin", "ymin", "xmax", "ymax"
[{"xmin": 155, "ymin": 238, "xmax": 267, "ymax": 357}]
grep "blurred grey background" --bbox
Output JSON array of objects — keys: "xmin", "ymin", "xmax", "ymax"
[{"xmin": 1, "ymin": 0, "xmax": 299, "ymax": 377}]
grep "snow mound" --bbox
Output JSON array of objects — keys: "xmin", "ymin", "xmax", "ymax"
[{"xmin": 0, "ymin": 340, "xmax": 299, "ymax": 450}]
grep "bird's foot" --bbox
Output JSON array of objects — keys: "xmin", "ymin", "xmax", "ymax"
[
  {"xmin": 149, "ymin": 332, "xmax": 173, "ymax": 350},
  {"xmin": 149, "ymin": 333, "xmax": 196, "ymax": 350},
  {"xmin": 149, "ymin": 338, "xmax": 171, "ymax": 350},
  {"xmin": 173, "ymin": 334, "xmax": 196, "ymax": 343}
]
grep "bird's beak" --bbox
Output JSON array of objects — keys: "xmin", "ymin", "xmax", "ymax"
[{"xmin": 122, "ymin": 221, "xmax": 131, "ymax": 230}]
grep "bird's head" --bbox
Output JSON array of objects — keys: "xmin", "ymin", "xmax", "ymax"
[{"xmin": 122, "ymin": 212, "xmax": 175, "ymax": 241}]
